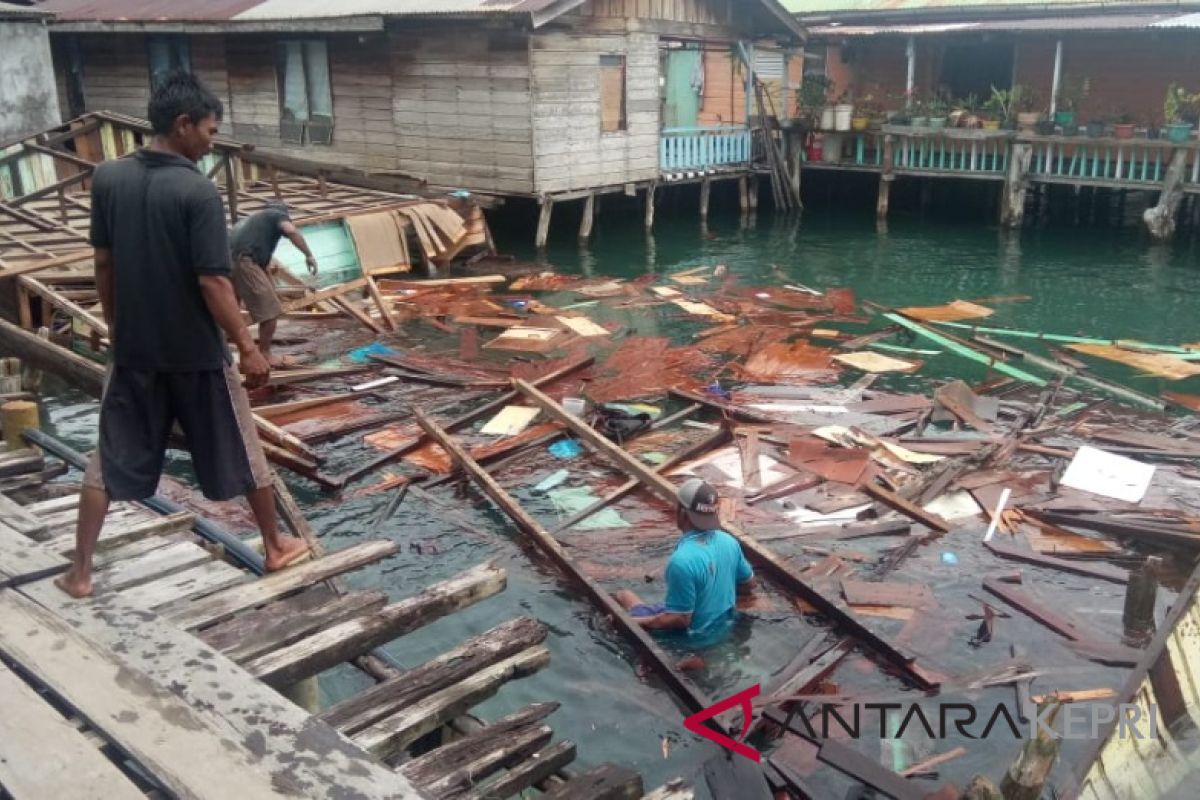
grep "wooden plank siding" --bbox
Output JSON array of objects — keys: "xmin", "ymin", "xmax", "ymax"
[
  {"xmin": 389, "ymin": 31, "xmax": 535, "ymax": 194},
  {"xmin": 531, "ymin": 31, "xmax": 660, "ymax": 194}
]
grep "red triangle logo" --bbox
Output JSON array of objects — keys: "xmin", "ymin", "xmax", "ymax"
[{"xmin": 683, "ymin": 684, "xmax": 761, "ymax": 763}]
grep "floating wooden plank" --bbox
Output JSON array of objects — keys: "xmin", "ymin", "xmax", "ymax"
[
  {"xmin": 93, "ymin": 540, "xmax": 214, "ymax": 592},
  {"xmin": 277, "ymin": 277, "xmax": 369, "ymax": 314},
  {"xmin": 323, "ymin": 616, "xmax": 546, "ymax": 734},
  {"xmin": 352, "ymin": 645, "xmax": 550, "ymax": 761},
  {"xmin": 1067, "ymin": 342, "xmax": 1200, "ymax": 381},
  {"xmin": 200, "ymin": 586, "xmax": 387, "ymax": 663},
  {"xmin": 244, "ymin": 561, "xmax": 507, "ymax": 688},
  {"xmin": 167, "ymin": 539, "xmax": 399, "ymax": 630},
  {"xmin": 861, "ymin": 480, "xmax": 951, "ymax": 533},
  {"xmin": 833, "ymin": 351, "xmax": 921, "ymax": 374},
  {"xmin": 0, "ymin": 492, "xmax": 49, "ymax": 541},
  {"xmin": 0, "ymin": 660, "xmax": 146, "ymax": 800},
  {"xmin": 884, "ymin": 312, "xmax": 1046, "ymax": 386},
  {"xmin": 983, "ymin": 578, "xmax": 1106, "ymax": 642},
  {"xmin": 398, "ymin": 702, "xmax": 560, "ymax": 786},
  {"xmin": 511, "ymin": 380, "xmax": 939, "ymax": 691},
  {"xmin": 117, "ymin": 560, "xmax": 249, "ymax": 611},
  {"xmin": 983, "ymin": 540, "xmax": 1128, "ymax": 585},
  {"xmin": 414, "ymin": 723, "xmax": 554, "ymax": 797},
  {"xmin": 841, "ymin": 579, "xmax": 936, "ymax": 609},
  {"xmin": 17, "ymin": 578, "xmax": 426, "ymax": 799},
  {"xmin": 0, "ymin": 590, "xmax": 299, "ymax": 799},
  {"xmin": 900, "ymin": 300, "xmax": 994, "ymax": 323}
]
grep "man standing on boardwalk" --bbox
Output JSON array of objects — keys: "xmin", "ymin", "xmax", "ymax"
[
  {"xmin": 56, "ymin": 72, "xmax": 309, "ymax": 598},
  {"xmin": 229, "ymin": 201, "xmax": 318, "ymax": 367}
]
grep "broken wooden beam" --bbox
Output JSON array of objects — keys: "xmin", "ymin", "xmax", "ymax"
[
  {"xmin": 983, "ymin": 540, "xmax": 1127, "ymax": 585},
  {"xmin": 244, "ymin": 560, "xmax": 506, "ymax": 688}
]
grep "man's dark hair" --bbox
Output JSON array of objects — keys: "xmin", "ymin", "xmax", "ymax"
[{"xmin": 147, "ymin": 71, "xmax": 224, "ymax": 136}]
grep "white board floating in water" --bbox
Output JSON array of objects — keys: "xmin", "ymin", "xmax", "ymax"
[{"xmin": 1061, "ymin": 445, "xmax": 1155, "ymax": 504}]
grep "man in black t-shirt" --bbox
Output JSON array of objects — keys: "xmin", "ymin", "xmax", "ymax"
[
  {"xmin": 56, "ymin": 72, "xmax": 309, "ymax": 598},
  {"xmin": 229, "ymin": 201, "xmax": 318, "ymax": 366}
]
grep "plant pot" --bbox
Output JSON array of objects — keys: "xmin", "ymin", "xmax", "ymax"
[
  {"xmin": 834, "ymin": 104, "xmax": 854, "ymax": 132},
  {"xmin": 1036, "ymin": 120, "xmax": 1056, "ymax": 136},
  {"xmin": 928, "ymin": 117, "xmax": 948, "ymax": 130},
  {"xmin": 1146, "ymin": 127, "xmax": 1161, "ymax": 140},
  {"xmin": 1167, "ymin": 122, "xmax": 1194, "ymax": 144},
  {"xmin": 806, "ymin": 144, "xmax": 823, "ymax": 161},
  {"xmin": 1017, "ymin": 112, "xmax": 1042, "ymax": 133},
  {"xmin": 820, "ymin": 107, "xmax": 836, "ymax": 131},
  {"xmin": 851, "ymin": 115, "xmax": 870, "ymax": 132},
  {"xmin": 982, "ymin": 120, "xmax": 1001, "ymax": 131},
  {"xmin": 1113, "ymin": 123, "xmax": 1135, "ymax": 140},
  {"xmin": 909, "ymin": 116, "xmax": 929, "ymax": 128},
  {"xmin": 1054, "ymin": 110, "xmax": 1076, "ymax": 128},
  {"xmin": 1060, "ymin": 123, "xmax": 1080, "ymax": 137},
  {"xmin": 1086, "ymin": 122, "xmax": 1105, "ymax": 138}
]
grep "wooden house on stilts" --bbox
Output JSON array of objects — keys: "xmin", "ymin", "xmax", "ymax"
[{"xmin": 37, "ymin": 0, "xmax": 805, "ymax": 245}]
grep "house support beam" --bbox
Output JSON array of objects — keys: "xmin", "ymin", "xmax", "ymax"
[
  {"xmin": 643, "ymin": 183, "xmax": 656, "ymax": 232},
  {"xmin": 699, "ymin": 178, "xmax": 711, "ymax": 220},
  {"xmin": 738, "ymin": 176, "xmax": 749, "ymax": 214},
  {"xmin": 535, "ymin": 197, "xmax": 553, "ymax": 249},
  {"xmin": 1049, "ymin": 39, "xmax": 1064, "ymax": 116},
  {"xmin": 1145, "ymin": 147, "xmax": 1190, "ymax": 243},
  {"xmin": 905, "ymin": 37, "xmax": 916, "ymax": 107},
  {"xmin": 1001, "ymin": 142, "xmax": 1033, "ymax": 229},
  {"xmin": 578, "ymin": 193, "xmax": 595, "ymax": 243}
]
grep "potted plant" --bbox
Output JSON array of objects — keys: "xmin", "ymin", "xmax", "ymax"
[
  {"xmin": 984, "ymin": 86, "xmax": 1014, "ymax": 131},
  {"xmin": 909, "ymin": 96, "xmax": 929, "ymax": 128},
  {"xmin": 1085, "ymin": 119, "xmax": 1106, "ymax": 138},
  {"xmin": 852, "ymin": 93, "xmax": 876, "ymax": 131},
  {"xmin": 1013, "ymin": 85, "xmax": 1043, "ymax": 133},
  {"xmin": 1164, "ymin": 83, "xmax": 1200, "ymax": 143},
  {"xmin": 1112, "ymin": 111, "xmax": 1136, "ymax": 140},
  {"xmin": 797, "ymin": 75, "xmax": 831, "ymax": 134},
  {"xmin": 1055, "ymin": 75, "xmax": 1088, "ymax": 132},
  {"xmin": 927, "ymin": 95, "xmax": 950, "ymax": 129},
  {"xmin": 1147, "ymin": 121, "xmax": 1161, "ymax": 140}
]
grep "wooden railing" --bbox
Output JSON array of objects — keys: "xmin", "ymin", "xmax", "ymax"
[
  {"xmin": 888, "ymin": 127, "xmax": 1013, "ymax": 177},
  {"xmin": 660, "ymin": 126, "xmax": 752, "ymax": 171},
  {"xmin": 1024, "ymin": 135, "xmax": 1200, "ymax": 186}
]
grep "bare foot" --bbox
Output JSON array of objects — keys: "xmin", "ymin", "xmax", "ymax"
[
  {"xmin": 264, "ymin": 536, "xmax": 311, "ymax": 572},
  {"xmin": 54, "ymin": 568, "xmax": 93, "ymax": 598}
]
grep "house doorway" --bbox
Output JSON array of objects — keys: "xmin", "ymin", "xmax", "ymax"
[
  {"xmin": 938, "ymin": 41, "xmax": 1014, "ymax": 102},
  {"xmin": 663, "ymin": 48, "xmax": 702, "ymax": 129}
]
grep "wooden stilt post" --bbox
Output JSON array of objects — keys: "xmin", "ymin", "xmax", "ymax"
[
  {"xmin": 877, "ymin": 134, "xmax": 895, "ymax": 223},
  {"xmin": 738, "ymin": 176, "xmax": 749, "ymax": 214},
  {"xmin": 1145, "ymin": 147, "xmax": 1189, "ymax": 243},
  {"xmin": 788, "ymin": 129, "xmax": 803, "ymax": 206},
  {"xmin": 643, "ymin": 183, "xmax": 656, "ymax": 232},
  {"xmin": 1123, "ymin": 556, "xmax": 1161, "ymax": 647},
  {"xmin": 578, "ymin": 193, "xmax": 595, "ymax": 243},
  {"xmin": 1001, "ymin": 142, "xmax": 1033, "ymax": 229},
  {"xmin": 699, "ymin": 178, "xmax": 711, "ymax": 220},
  {"xmin": 535, "ymin": 197, "xmax": 554, "ymax": 249},
  {"xmin": 999, "ymin": 704, "xmax": 1062, "ymax": 800},
  {"xmin": 748, "ymin": 175, "xmax": 759, "ymax": 211},
  {"xmin": 224, "ymin": 157, "xmax": 240, "ymax": 224}
]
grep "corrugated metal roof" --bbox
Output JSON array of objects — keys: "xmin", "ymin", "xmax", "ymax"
[
  {"xmin": 234, "ymin": 0, "xmax": 559, "ymax": 20},
  {"xmin": 0, "ymin": 1, "xmax": 54, "ymax": 18},
  {"xmin": 786, "ymin": 0, "xmax": 1184, "ymax": 12},
  {"xmin": 810, "ymin": 10, "xmax": 1193, "ymax": 34},
  {"xmin": 37, "ymin": 0, "xmax": 266, "ymax": 21}
]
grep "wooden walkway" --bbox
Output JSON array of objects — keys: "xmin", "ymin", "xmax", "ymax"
[{"xmin": 0, "ymin": 457, "xmax": 687, "ymax": 800}]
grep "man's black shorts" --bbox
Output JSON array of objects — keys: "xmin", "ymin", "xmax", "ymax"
[{"xmin": 83, "ymin": 363, "xmax": 272, "ymax": 501}]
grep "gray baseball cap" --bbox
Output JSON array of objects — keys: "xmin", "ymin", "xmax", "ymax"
[{"xmin": 677, "ymin": 477, "xmax": 722, "ymax": 530}]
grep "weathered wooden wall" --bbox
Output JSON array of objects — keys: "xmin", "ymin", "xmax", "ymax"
[
  {"xmin": 530, "ymin": 30, "xmax": 660, "ymax": 194},
  {"xmin": 389, "ymin": 31, "xmax": 534, "ymax": 195}
]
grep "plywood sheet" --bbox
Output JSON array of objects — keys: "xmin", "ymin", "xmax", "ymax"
[
  {"xmin": 345, "ymin": 211, "xmax": 409, "ymax": 273},
  {"xmin": 1067, "ymin": 343, "xmax": 1200, "ymax": 381},
  {"xmin": 833, "ymin": 351, "xmax": 921, "ymax": 374},
  {"xmin": 900, "ymin": 300, "xmax": 994, "ymax": 323},
  {"xmin": 480, "ymin": 406, "xmax": 540, "ymax": 436}
]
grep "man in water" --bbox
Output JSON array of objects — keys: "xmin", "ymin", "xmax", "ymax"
[
  {"xmin": 229, "ymin": 201, "xmax": 318, "ymax": 366},
  {"xmin": 615, "ymin": 478, "xmax": 755, "ymax": 635},
  {"xmin": 56, "ymin": 72, "xmax": 309, "ymax": 598}
]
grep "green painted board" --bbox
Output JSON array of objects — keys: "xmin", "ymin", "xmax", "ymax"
[
  {"xmin": 664, "ymin": 50, "xmax": 702, "ymax": 130},
  {"xmin": 272, "ymin": 221, "xmax": 362, "ymax": 288}
]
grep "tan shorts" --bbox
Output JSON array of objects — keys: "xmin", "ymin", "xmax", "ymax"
[
  {"xmin": 231, "ymin": 254, "xmax": 283, "ymax": 325},
  {"xmin": 83, "ymin": 361, "xmax": 274, "ymax": 501}
]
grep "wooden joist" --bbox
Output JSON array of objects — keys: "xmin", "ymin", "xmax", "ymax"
[
  {"xmin": 461, "ymin": 740, "xmax": 578, "ymax": 800},
  {"xmin": 116, "ymin": 560, "xmax": 249, "ymax": 611},
  {"xmin": 541, "ymin": 764, "xmax": 643, "ymax": 800},
  {"xmin": 0, "ymin": 662, "xmax": 146, "ymax": 800},
  {"xmin": 983, "ymin": 540, "xmax": 1128, "ymax": 585},
  {"xmin": 322, "ymin": 616, "xmax": 547, "ymax": 734},
  {"xmin": 167, "ymin": 539, "xmax": 399, "ymax": 630},
  {"xmin": 51, "ymin": 510, "xmax": 195, "ymax": 556},
  {"xmin": 398, "ymin": 702, "xmax": 560, "ymax": 786},
  {"xmin": 412, "ymin": 721, "xmax": 556, "ymax": 798},
  {"xmin": 0, "ymin": 520, "xmax": 67, "ymax": 588},
  {"xmin": 244, "ymin": 561, "xmax": 507, "ymax": 688},
  {"xmin": 93, "ymin": 539, "xmax": 215, "ymax": 593},
  {"xmin": 351, "ymin": 644, "xmax": 550, "ymax": 762},
  {"xmin": 200, "ymin": 586, "xmax": 389, "ymax": 664},
  {"xmin": 0, "ymin": 491, "xmax": 50, "ymax": 541}
]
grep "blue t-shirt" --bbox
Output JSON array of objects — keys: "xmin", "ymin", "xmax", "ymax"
[{"xmin": 663, "ymin": 529, "xmax": 754, "ymax": 635}]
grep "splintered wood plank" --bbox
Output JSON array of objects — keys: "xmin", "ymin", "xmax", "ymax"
[
  {"xmin": 322, "ymin": 616, "xmax": 547, "ymax": 734},
  {"xmin": 352, "ymin": 645, "xmax": 550, "ymax": 762},
  {"xmin": 202, "ymin": 588, "xmax": 388, "ymax": 664},
  {"xmin": 51, "ymin": 511, "xmax": 195, "ymax": 556},
  {"xmin": 94, "ymin": 540, "xmax": 215, "ymax": 593},
  {"xmin": 245, "ymin": 561, "xmax": 507, "ymax": 689},
  {"xmin": 0, "ymin": 492, "xmax": 49, "ymax": 541},
  {"xmin": 398, "ymin": 702, "xmax": 561, "ymax": 787},
  {"xmin": 840, "ymin": 579, "xmax": 936, "ymax": 609},
  {"xmin": 0, "ymin": 520, "xmax": 66, "ymax": 586},
  {"xmin": 116, "ymin": 560, "xmax": 249, "ymax": 611},
  {"xmin": 167, "ymin": 539, "xmax": 400, "ymax": 630},
  {"xmin": 462, "ymin": 739, "xmax": 578, "ymax": 800},
  {"xmin": 0, "ymin": 662, "xmax": 145, "ymax": 800},
  {"xmin": 0, "ymin": 590, "xmax": 294, "ymax": 799},
  {"xmin": 420, "ymin": 724, "xmax": 554, "ymax": 797},
  {"xmin": 91, "ymin": 532, "xmax": 187, "ymax": 570},
  {"xmin": 541, "ymin": 764, "xmax": 643, "ymax": 800},
  {"xmin": 17, "ymin": 580, "xmax": 427, "ymax": 799}
]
